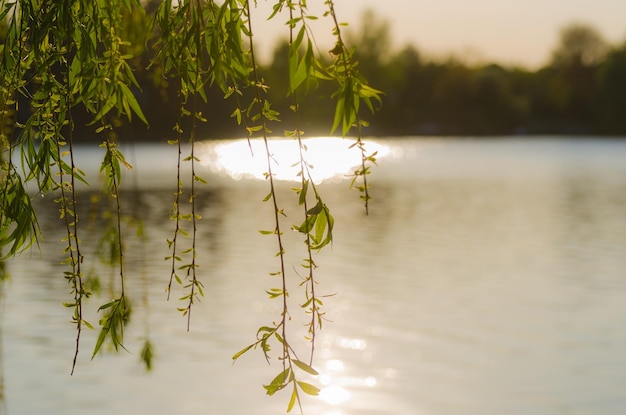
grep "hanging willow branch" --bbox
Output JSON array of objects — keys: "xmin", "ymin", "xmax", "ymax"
[
  {"xmin": 324, "ymin": 0, "xmax": 383, "ymax": 214},
  {"xmin": 0, "ymin": 0, "xmax": 381, "ymax": 411},
  {"xmin": 156, "ymin": 0, "xmax": 221, "ymax": 328},
  {"xmin": 284, "ymin": 0, "xmax": 333, "ymax": 367}
]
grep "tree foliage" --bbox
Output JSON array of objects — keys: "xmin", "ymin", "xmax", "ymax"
[
  {"xmin": 551, "ymin": 22, "xmax": 608, "ymax": 67},
  {"xmin": 0, "ymin": 0, "xmax": 381, "ymax": 410},
  {"xmin": 333, "ymin": 13, "xmax": 626, "ymax": 136}
]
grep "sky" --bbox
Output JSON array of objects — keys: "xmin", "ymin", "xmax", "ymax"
[{"xmin": 249, "ymin": 0, "xmax": 626, "ymax": 68}]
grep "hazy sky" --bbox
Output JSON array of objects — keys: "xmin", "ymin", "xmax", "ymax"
[{"xmin": 250, "ymin": 0, "xmax": 626, "ymax": 68}]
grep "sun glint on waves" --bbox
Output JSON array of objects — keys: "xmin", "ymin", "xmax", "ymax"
[{"xmin": 197, "ymin": 137, "xmax": 390, "ymax": 183}]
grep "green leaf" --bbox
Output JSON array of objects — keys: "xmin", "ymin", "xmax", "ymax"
[
  {"xmin": 230, "ymin": 108, "xmax": 242, "ymax": 124},
  {"xmin": 120, "ymin": 82, "xmax": 148, "ymax": 124},
  {"xmin": 293, "ymin": 359, "xmax": 319, "ymax": 376},
  {"xmin": 287, "ymin": 385, "xmax": 298, "ymax": 413},
  {"xmin": 97, "ymin": 300, "xmax": 118, "ymax": 312},
  {"xmin": 289, "ymin": 51, "xmax": 307, "ymax": 92},
  {"xmin": 331, "ymin": 91, "xmax": 345, "ymax": 135},
  {"xmin": 140, "ymin": 340, "xmax": 154, "ymax": 371},
  {"xmin": 297, "ymin": 215, "xmax": 316, "ymax": 234},
  {"xmin": 88, "ymin": 93, "xmax": 117, "ymax": 126},
  {"xmin": 306, "ymin": 201, "xmax": 323, "ymax": 216},
  {"xmin": 314, "ymin": 209, "xmax": 328, "ymax": 244},
  {"xmin": 232, "ymin": 344, "xmax": 254, "ymax": 361},
  {"xmin": 298, "ymin": 180, "xmax": 309, "ymax": 206},
  {"xmin": 297, "ymin": 381, "xmax": 320, "ymax": 396},
  {"xmin": 264, "ymin": 368, "xmax": 291, "ymax": 396},
  {"xmin": 91, "ymin": 319, "xmax": 110, "ymax": 359}
]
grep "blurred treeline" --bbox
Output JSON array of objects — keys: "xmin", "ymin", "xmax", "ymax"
[
  {"xmin": 341, "ymin": 11, "xmax": 626, "ymax": 136},
  {"xmin": 4, "ymin": 6, "xmax": 626, "ymax": 141}
]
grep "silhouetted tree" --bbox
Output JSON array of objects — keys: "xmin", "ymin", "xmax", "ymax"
[
  {"xmin": 546, "ymin": 23, "xmax": 608, "ymax": 132},
  {"xmin": 551, "ymin": 23, "xmax": 608, "ymax": 67}
]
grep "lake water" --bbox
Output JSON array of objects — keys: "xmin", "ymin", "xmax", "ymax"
[{"xmin": 1, "ymin": 137, "xmax": 626, "ymax": 415}]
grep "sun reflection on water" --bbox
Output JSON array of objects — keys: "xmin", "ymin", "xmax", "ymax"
[
  {"xmin": 318, "ymin": 359, "xmax": 352, "ymax": 406},
  {"xmin": 319, "ymin": 384, "xmax": 351, "ymax": 405},
  {"xmin": 197, "ymin": 137, "xmax": 390, "ymax": 183},
  {"xmin": 312, "ymin": 335, "xmax": 387, "ymax": 414}
]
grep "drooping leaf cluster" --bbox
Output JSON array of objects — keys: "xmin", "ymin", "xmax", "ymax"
[{"xmin": 0, "ymin": 0, "xmax": 381, "ymax": 411}]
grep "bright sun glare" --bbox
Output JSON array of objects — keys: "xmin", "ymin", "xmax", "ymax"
[
  {"xmin": 197, "ymin": 137, "xmax": 389, "ymax": 183},
  {"xmin": 319, "ymin": 384, "xmax": 351, "ymax": 406}
]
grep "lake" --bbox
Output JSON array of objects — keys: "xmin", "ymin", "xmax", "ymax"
[{"xmin": 1, "ymin": 136, "xmax": 626, "ymax": 415}]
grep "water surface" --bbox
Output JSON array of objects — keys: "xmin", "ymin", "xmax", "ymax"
[{"xmin": 2, "ymin": 137, "xmax": 626, "ymax": 415}]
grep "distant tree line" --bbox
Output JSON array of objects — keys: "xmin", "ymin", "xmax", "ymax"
[
  {"xmin": 342, "ymin": 13, "xmax": 626, "ymax": 136},
  {"xmin": 3, "ymin": 6, "xmax": 626, "ymax": 141}
]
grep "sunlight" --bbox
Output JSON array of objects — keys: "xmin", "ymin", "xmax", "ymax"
[
  {"xmin": 339, "ymin": 337, "xmax": 367, "ymax": 351},
  {"xmin": 316, "ymin": 358, "xmax": 352, "ymax": 406},
  {"xmin": 312, "ymin": 336, "xmax": 387, "ymax": 410},
  {"xmin": 197, "ymin": 137, "xmax": 390, "ymax": 183},
  {"xmin": 326, "ymin": 359, "xmax": 345, "ymax": 371},
  {"xmin": 364, "ymin": 376, "xmax": 377, "ymax": 387},
  {"xmin": 319, "ymin": 385, "xmax": 351, "ymax": 406}
]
